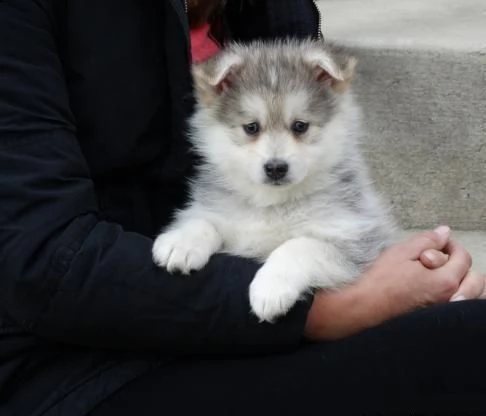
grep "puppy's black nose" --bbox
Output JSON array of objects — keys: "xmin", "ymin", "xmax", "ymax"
[{"xmin": 264, "ymin": 159, "xmax": 289, "ymax": 181}]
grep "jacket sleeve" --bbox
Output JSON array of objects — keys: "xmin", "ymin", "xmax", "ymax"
[{"xmin": 0, "ymin": 0, "xmax": 312, "ymax": 354}]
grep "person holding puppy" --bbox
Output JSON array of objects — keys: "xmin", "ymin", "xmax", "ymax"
[{"xmin": 0, "ymin": 0, "xmax": 485, "ymax": 415}]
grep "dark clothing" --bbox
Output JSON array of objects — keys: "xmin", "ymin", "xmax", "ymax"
[
  {"xmin": 0, "ymin": 0, "xmax": 321, "ymax": 415},
  {"xmin": 90, "ymin": 300, "xmax": 486, "ymax": 416}
]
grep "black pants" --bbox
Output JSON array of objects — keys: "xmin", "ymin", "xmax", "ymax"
[{"xmin": 91, "ymin": 300, "xmax": 486, "ymax": 416}]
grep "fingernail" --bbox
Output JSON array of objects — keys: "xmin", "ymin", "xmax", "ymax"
[
  {"xmin": 434, "ymin": 225, "xmax": 451, "ymax": 237},
  {"xmin": 451, "ymin": 295, "xmax": 466, "ymax": 302}
]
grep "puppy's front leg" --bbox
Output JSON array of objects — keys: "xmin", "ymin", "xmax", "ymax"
[
  {"xmin": 249, "ymin": 237, "xmax": 356, "ymax": 323},
  {"xmin": 152, "ymin": 217, "xmax": 222, "ymax": 275}
]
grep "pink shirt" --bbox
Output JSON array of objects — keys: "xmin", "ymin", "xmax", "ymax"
[{"xmin": 189, "ymin": 23, "xmax": 221, "ymax": 63}]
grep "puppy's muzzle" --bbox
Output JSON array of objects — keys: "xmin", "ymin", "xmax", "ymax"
[{"xmin": 264, "ymin": 159, "xmax": 289, "ymax": 182}]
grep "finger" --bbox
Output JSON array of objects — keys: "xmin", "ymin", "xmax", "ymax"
[
  {"xmin": 399, "ymin": 226, "xmax": 451, "ymax": 260},
  {"xmin": 434, "ymin": 239, "xmax": 472, "ymax": 285},
  {"xmin": 442, "ymin": 239, "xmax": 472, "ymax": 261},
  {"xmin": 449, "ymin": 270, "xmax": 484, "ymax": 302},
  {"xmin": 420, "ymin": 249, "xmax": 449, "ymax": 269}
]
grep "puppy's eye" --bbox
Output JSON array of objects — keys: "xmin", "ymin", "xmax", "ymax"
[
  {"xmin": 291, "ymin": 121, "xmax": 309, "ymax": 135},
  {"xmin": 243, "ymin": 122, "xmax": 260, "ymax": 136}
]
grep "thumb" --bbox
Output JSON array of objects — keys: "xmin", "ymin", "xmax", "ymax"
[
  {"xmin": 420, "ymin": 249, "xmax": 449, "ymax": 269},
  {"xmin": 401, "ymin": 226, "xmax": 451, "ymax": 260}
]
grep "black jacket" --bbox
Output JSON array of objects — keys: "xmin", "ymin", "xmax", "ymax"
[{"xmin": 0, "ymin": 1, "xmax": 321, "ymax": 414}]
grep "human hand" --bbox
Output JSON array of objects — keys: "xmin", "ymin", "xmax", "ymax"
[
  {"xmin": 304, "ymin": 226, "xmax": 472, "ymax": 341},
  {"xmin": 418, "ymin": 227, "xmax": 485, "ymax": 302}
]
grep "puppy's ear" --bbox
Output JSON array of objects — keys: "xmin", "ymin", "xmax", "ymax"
[
  {"xmin": 192, "ymin": 52, "xmax": 243, "ymax": 105},
  {"xmin": 304, "ymin": 45, "xmax": 357, "ymax": 93}
]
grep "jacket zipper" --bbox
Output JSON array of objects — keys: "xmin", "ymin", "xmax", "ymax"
[
  {"xmin": 312, "ymin": 0, "xmax": 323, "ymax": 40},
  {"xmin": 184, "ymin": 0, "xmax": 188, "ymax": 13}
]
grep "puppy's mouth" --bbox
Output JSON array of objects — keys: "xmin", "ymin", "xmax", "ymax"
[{"xmin": 263, "ymin": 178, "xmax": 292, "ymax": 187}]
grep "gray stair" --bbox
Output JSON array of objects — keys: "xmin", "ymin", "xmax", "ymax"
[{"xmin": 318, "ymin": 0, "xmax": 486, "ymax": 270}]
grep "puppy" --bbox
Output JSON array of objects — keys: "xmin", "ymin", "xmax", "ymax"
[{"xmin": 152, "ymin": 39, "xmax": 395, "ymax": 323}]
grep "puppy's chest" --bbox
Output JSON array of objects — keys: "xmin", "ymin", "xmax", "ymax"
[{"xmin": 213, "ymin": 204, "xmax": 333, "ymax": 260}]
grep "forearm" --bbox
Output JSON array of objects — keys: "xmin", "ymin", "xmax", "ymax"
[
  {"xmin": 41, "ymin": 232, "xmax": 312, "ymax": 354},
  {"xmin": 6, "ymin": 211, "xmax": 312, "ymax": 354},
  {"xmin": 304, "ymin": 281, "xmax": 393, "ymax": 341}
]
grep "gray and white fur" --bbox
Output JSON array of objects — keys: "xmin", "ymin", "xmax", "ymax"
[{"xmin": 152, "ymin": 39, "xmax": 395, "ymax": 323}]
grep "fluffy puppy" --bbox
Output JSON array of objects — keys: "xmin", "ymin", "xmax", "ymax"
[{"xmin": 152, "ymin": 39, "xmax": 395, "ymax": 322}]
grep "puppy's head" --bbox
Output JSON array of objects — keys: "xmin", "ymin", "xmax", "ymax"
[{"xmin": 190, "ymin": 39, "xmax": 358, "ymax": 203}]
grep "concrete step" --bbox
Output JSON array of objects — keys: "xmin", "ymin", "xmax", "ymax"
[
  {"xmin": 318, "ymin": 0, "xmax": 486, "ymax": 53},
  {"xmin": 318, "ymin": 0, "xmax": 486, "ymax": 231}
]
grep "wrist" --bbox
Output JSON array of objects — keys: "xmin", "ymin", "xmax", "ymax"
[{"xmin": 303, "ymin": 279, "xmax": 390, "ymax": 341}]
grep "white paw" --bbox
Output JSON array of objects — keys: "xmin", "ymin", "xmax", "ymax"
[
  {"xmin": 152, "ymin": 222, "xmax": 220, "ymax": 275},
  {"xmin": 249, "ymin": 261, "xmax": 302, "ymax": 323}
]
